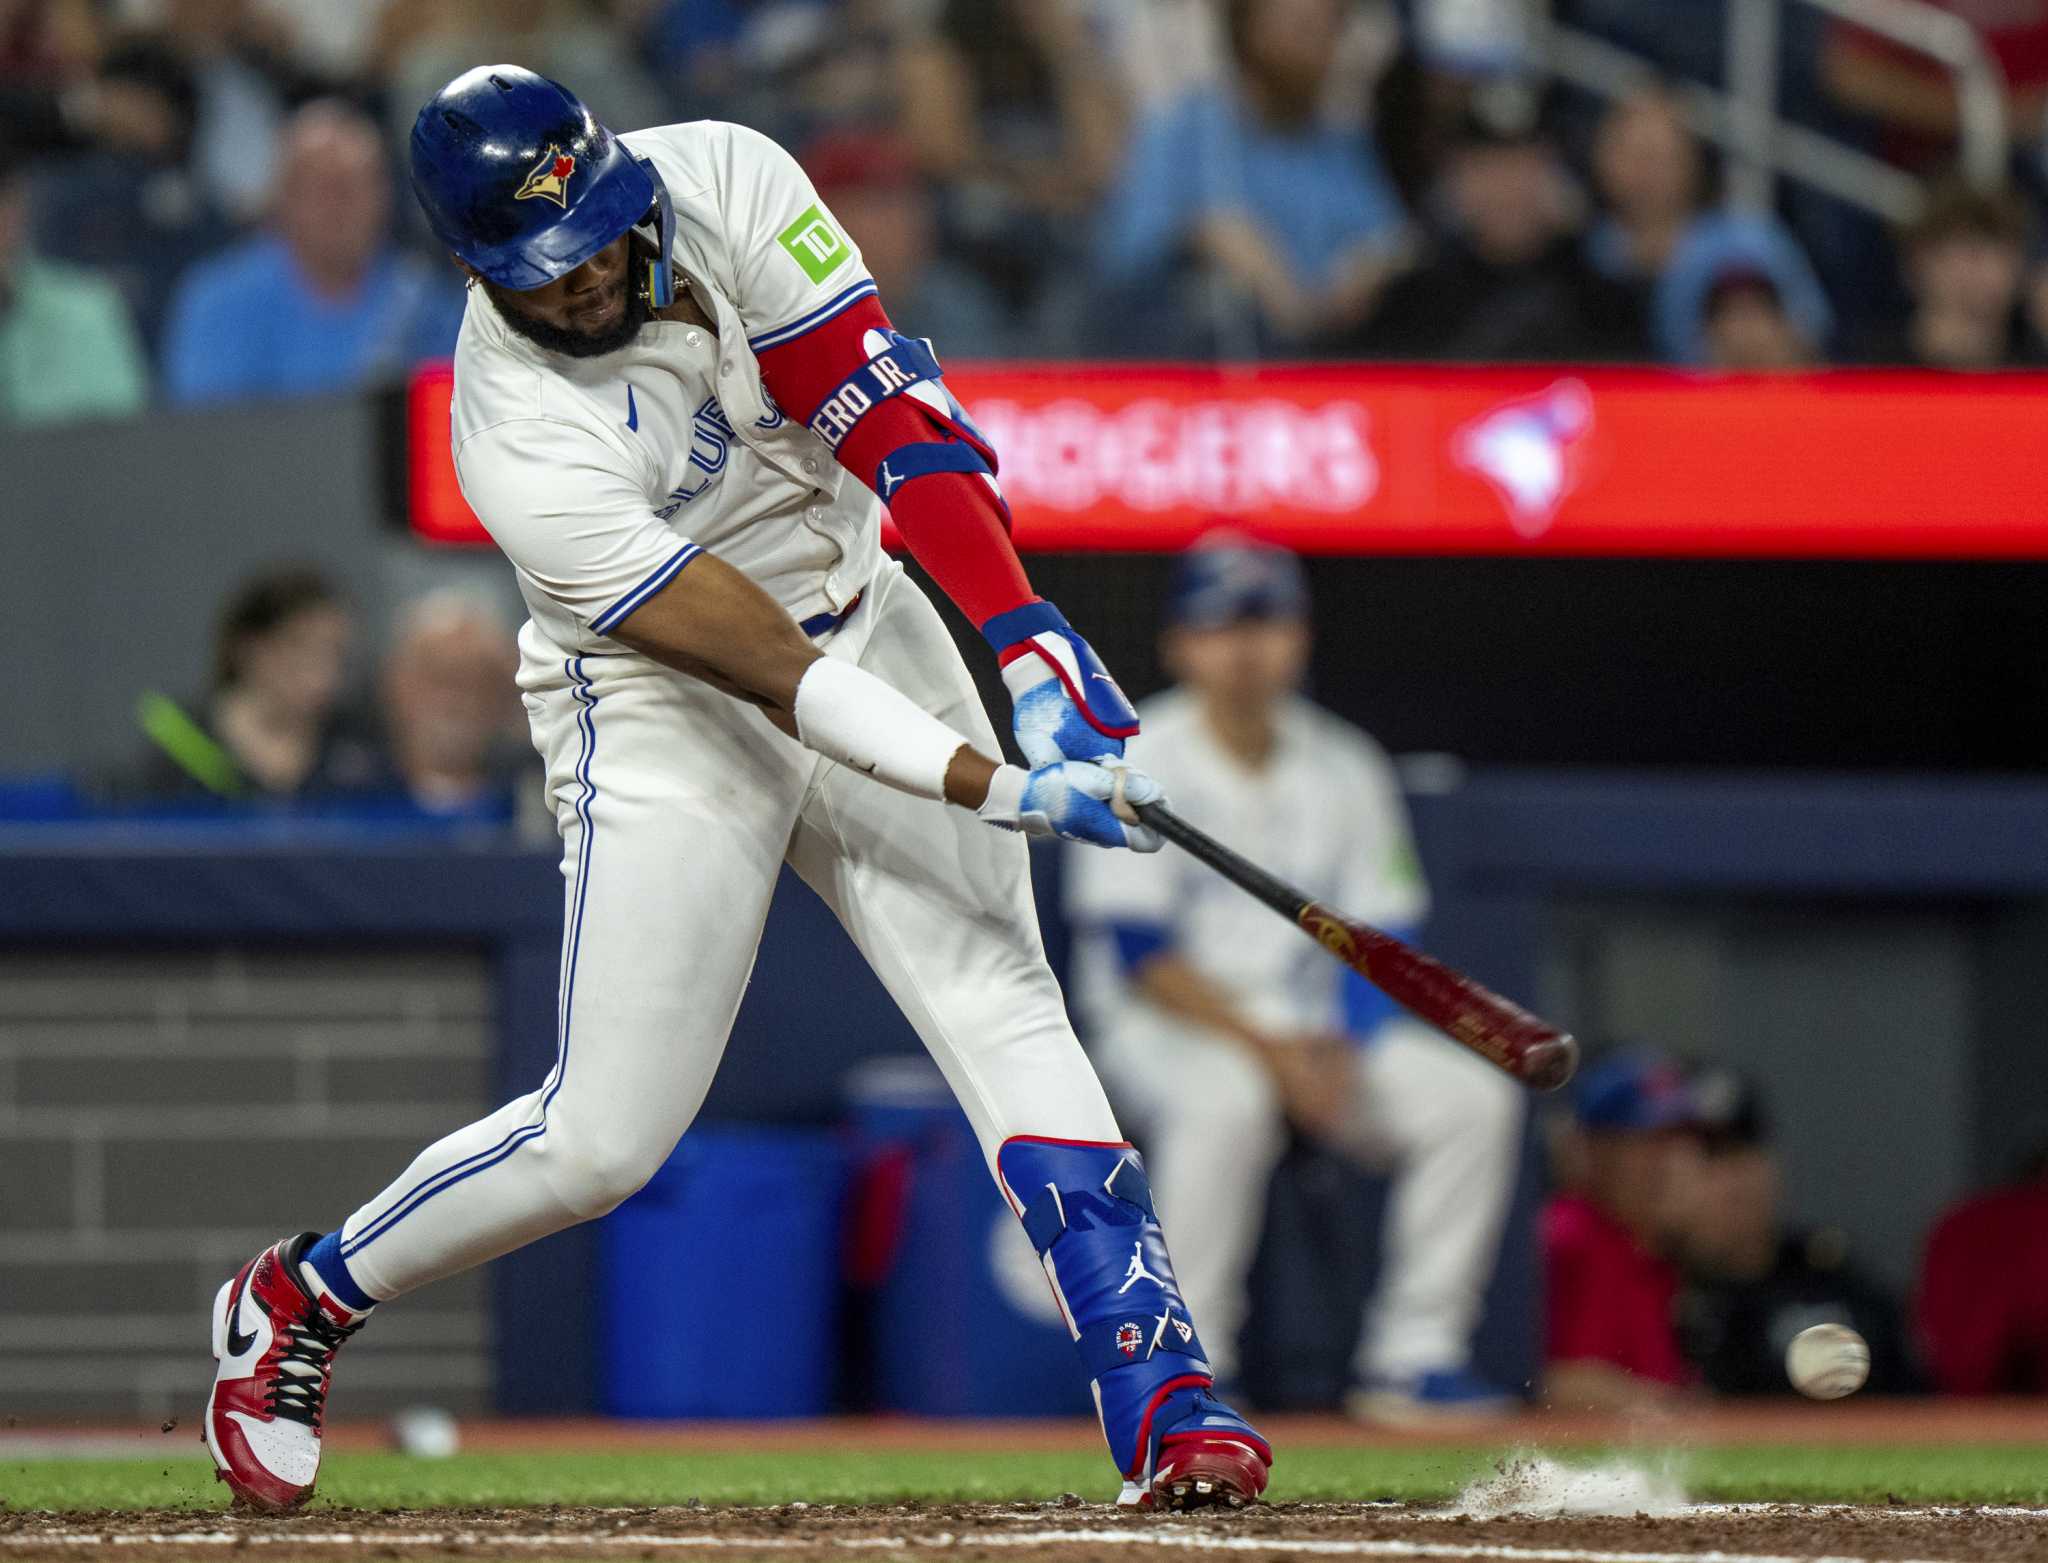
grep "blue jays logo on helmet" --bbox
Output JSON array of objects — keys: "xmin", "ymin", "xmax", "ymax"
[
  {"xmin": 409, "ymin": 64, "xmax": 673, "ymax": 305},
  {"xmin": 514, "ymin": 144, "xmax": 576, "ymax": 208}
]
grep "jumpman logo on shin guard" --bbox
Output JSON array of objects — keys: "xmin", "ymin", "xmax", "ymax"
[
  {"xmin": 1118, "ymin": 1240, "xmax": 1162, "ymax": 1295},
  {"xmin": 995, "ymin": 1138, "xmax": 1267, "ymax": 1504}
]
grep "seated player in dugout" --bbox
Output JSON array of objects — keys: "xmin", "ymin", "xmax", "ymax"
[
  {"xmin": 1065, "ymin": 533, "xmax": 1526, "ymax": 1424},
  {"xmin": 1665, "ymin": 1064, "xmax": 1921, "ymax": 1396},
  {"xmin": 202, "ymin": 67, "xmax": 1271, "ymax": 1514},
  {"xmin": 1542, "ymin": 1050, "xmax": 1697, "ymax": 1410}
]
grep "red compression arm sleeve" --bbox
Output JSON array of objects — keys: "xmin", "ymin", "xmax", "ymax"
[
  {"xmin": 874, "ymin": 467, "xmax": 1034, "ymax": 628},
  {"xmin": 753, "ymin": 296, "xmax": 1036, "ymax": 630}
]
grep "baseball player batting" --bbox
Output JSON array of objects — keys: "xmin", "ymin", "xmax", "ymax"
[{"xmin": 200, "ymin": 67, "xmax": 1270, "ymax": 1514}]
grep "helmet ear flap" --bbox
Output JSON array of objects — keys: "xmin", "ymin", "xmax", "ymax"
[{"xmin": 633, "ymin": 157, "xmax": 676, "ymax": 309}]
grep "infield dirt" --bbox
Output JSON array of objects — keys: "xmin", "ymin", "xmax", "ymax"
[{"xmin": 7, "ymin": 1500, "xmax": 2048, "ymax": 1563}]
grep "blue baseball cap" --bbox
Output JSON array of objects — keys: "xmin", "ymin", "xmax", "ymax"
[
  {"xmin": 1165, "ymin": 533, "xmax": 1309, "ymax": 629},
  {"xmin": 1572, "ymin": 1051, "xmax": 1695, "ymax": 1133}
]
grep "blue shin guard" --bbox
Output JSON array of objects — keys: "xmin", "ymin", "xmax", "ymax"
[{"xmin": 997, "ymin": 1137, "xmax": 1272, "ymax": 1496}]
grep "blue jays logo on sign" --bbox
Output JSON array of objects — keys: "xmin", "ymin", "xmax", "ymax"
[
  {"xmin": 1452, "ymin": 378, "xmax": 1593, "ymax": 539},
  {"xmin": 1116, "ymin": 1321, "xmax": 1143, "ymax": 1358},
  {"xmin": 516, "ymin": 145, "xmax": 576, "ymax": 207}
]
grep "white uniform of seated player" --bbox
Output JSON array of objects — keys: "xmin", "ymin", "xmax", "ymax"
[{"xmin": 1066, "ymin": 534, "xmax": 1524, "ymax": 1421}]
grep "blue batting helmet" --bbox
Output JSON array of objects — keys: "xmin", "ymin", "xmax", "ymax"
[
  {"xmin": 1166, "ymin": 532, "xmax": 1310, "ymax": 629},
  {"xmin": 409, "ymin": 64, "xmax": 674, "ymax": 304}
]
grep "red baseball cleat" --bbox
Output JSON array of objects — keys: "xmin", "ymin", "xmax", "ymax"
[
  {"xmin": 204, "ymin": 1233, "xmax": 368, "ymax": 1511},
  {"xmin": 1147, "ymin": 1431, "xmax": 1272, "ymax": 1511}
]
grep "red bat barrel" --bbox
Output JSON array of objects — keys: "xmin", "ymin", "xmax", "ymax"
[
  {"xmin": 1298, "ymin": 904, "xmax": 1579, "ymax": 1091},
  {"xmin": 1131, "ymin": 798, "xmax": 1578, "ymax": 1091}
]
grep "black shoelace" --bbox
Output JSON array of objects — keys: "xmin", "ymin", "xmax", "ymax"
[{"xmin": 265, "ymin": 1310, "xmax": 362, "ymax": 1429}]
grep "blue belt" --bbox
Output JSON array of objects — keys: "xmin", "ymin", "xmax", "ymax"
[{"xmin": 798, "ymin": 592, "xmax": 862, "ymax": 639}]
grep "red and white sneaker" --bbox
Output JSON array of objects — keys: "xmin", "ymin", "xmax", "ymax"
[
  {"xmin": 1146, "ymin": 1433, "xmax": 1271, "ymax": 1511},
  {"xmin": 204, "ymin": 1233, "xmax": 369, "ymax": 1511},
  {"xmin": 1115, "ymin": 1386, "xmax": 1272, "ymax": 1511}
]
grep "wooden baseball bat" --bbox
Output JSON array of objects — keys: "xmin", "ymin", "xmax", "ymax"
[{"xmin": 1133, "ymin": 800, "xmax": 1579, "ymax": 1091}]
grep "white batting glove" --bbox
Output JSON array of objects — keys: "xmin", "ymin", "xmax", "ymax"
[{"xmin": 978, "ymin": 757, "xmax": 1165, "ymax": 852}]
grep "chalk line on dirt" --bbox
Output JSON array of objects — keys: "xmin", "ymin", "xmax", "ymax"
[{"xmin": 0, "ymin": 1526, "xmax": 2008, "ymax": 1560}]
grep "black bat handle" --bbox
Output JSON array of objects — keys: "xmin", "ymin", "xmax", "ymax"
[{"xmin": 1134, "ymin": 800, "xmax": 1313, "ymax": 924}]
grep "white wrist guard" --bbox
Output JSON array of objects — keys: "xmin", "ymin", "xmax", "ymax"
[
  {"xmin": 792, "ymin": 655, "xmax": 968, "ymax": 802},
  {"xmin": 975, "ymin": 764, "xmax": 1030, "ymax": 829}
]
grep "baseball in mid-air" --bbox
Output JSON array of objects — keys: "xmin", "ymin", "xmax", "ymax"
[
  {"xmin": 388, "ymin": 1405, "xmax": 461, "ymax": 1459},
  {"xmin": 1786, "ymin": 1323, "xmax": 1871, "ymax": 1399}
]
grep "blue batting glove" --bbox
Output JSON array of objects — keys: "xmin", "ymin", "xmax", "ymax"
[
  {"xmin": 981, "ymin": 601, "xmax": 1139, "ymax": 767},
  {"xmin": 978, "ymin": 757, "xmax": 1165, "ymax": 852}
]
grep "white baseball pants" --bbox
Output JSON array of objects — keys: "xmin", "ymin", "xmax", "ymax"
[
  {"xmin": 1101, "ymin": 1017, "xmax": 1523, "ymax": 1384},
  {"xmin": 335, "ymin": 562, "xmax": 1121, "ymax": 1301}
]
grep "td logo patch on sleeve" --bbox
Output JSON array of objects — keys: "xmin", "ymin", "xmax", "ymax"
[{"xmin": 777, "ymin": 204, "xmax": 852, "ymax": 284}]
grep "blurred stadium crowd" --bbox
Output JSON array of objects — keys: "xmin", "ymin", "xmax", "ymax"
[{"xmin": 13, "ymin": 0, "xmax": 2048, "ymax": 428}]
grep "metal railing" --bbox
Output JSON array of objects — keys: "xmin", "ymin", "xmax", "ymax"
[{"xmin": 1547, "ymin": 0, "xmax": 2010, "ymax": 223}]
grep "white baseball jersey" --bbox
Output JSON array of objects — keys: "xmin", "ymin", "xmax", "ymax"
[
  {"xmin": 449, "ymin": 120, "xmax": 885, "ymax": 674},
  {"xmin": 1066, "ymin": 688, "xmax": 1428, "ymax": 1046},
  {"xmin": 333, "ymin": 123, "xmax": 1133, "ymax": 1310}
]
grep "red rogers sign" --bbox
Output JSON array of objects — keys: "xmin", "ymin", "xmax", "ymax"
[
  {"xmin": 407, "ymin": 363, "xmax": 2048, "ymax": 557},
  {"xmin": 970, "ymin": 394, "xmax": 1379, "ymax": 517}
]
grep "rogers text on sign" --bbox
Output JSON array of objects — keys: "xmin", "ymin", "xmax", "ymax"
[{"xmin": 967, "ymin": 397, "xmax": 1379, "ymax": 515}]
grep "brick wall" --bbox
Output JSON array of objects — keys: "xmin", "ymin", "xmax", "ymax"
[{"xmin": 0, "ymin": 948, "xmax": 496, "ymax": 1423}]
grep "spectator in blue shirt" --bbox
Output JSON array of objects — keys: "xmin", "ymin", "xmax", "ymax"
[
  {"xmin": 1094, "ymin": 0, "xmax": 1409, "ymax": 355},
  {"xmin": 161, "ymin": 99, "xmax": 463, "ymax": 406},
  {"xmin": 1583, "ymin": 87, "xmax": 1833, "ymax": 367}
]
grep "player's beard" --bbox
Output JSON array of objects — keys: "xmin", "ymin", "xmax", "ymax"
[{"xmin": 487, "ymin": 273, "xmax": 651, "ymax": 360}]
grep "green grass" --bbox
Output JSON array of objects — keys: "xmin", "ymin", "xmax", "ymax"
[{"xmin": 6, "ymin": 1443, "xmax": 2048, "ymax": 1513}]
